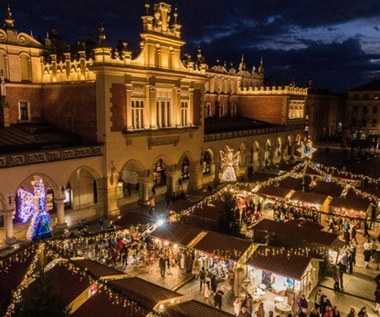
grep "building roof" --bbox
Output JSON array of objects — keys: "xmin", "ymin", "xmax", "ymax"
[
  {"xmin": 168, "ymin": 199, "xmax": 194, "ymax": 213},
  {"xmin": 247, "ymin": 246, "xmax": 311, "ymax": 280},
  {"xmin": 109, "ymin": 277, "xmax": 181, "ymax": 310},
  {"xmin": 71, "ymin": 290, "xmax": 148, "ymax": 317},
  {"xmin": 0, "ymin": 123, "xmax": 83, "ymax": 154},
  {"xmin": 192, "ymin": 231, "xmax": 252, "ymax": 261},
  {"xmin": 252, "ymin": 219, "xmax": 342, "ymax": 248},
  {"xmin": 204, "ymin": 116, "xmax": 275, "ymax": 134},
  {"xmin": 257, "ymin": 185, "xmax": 292, "ymax": 199},
  {"xmin": 349, "ymin": 78, "xmax": 380, "ymax": 91},
  {"xmin": 163, "ymin": 300, "xmax": 235, "ymax": 317},
  {"xmin": 279, "ymin": 177, "xmax": 302, "ymax": 190},
  {"xmin": 73, "ymin": 259, "xmax": 123, "ymax": 278},
  {"xmin": 289, "ymin": 191, "xmax": 330, "ymax": 206},
  {"xmin": 151, "ymin": 222, "xmax": 204, "ymax": 247},
  {"xmin": 311, "ymin": 181, "xmax": 343, "ymax": 197},
  {"xmin": 330, "ymin": 197, "xmax": 373, "ymax": 212},
  {"xmin": 114, "ymin": 211, "xmax": 155, "ymax": 227}
]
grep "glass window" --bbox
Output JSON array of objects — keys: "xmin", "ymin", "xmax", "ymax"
[
  {"xmin": 202, "ymin": 151, "xmax": 211, "ymax": 175},
  {"xmin": 181, "ymin": 156, "xmax": 190, "ymax": 180},
  {"xmin": 19, "ymin": 101, "xmax": 29, "ymax": 121},
  {"xmin": 131, "ymin": 100, "xmax": 144, "ymax": 129},
  {"xmin": 153, "ymin": 159, "xmax": 166, "ymax": 186}
]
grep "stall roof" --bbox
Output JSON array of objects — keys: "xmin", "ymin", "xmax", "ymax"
[
  {"xmin": 109, "ymin": 277, "xmax": 182, "ymax": 310},
  {"xmin": 279, "ymin": 177, "xmax": 302, "ymax": 190},
  {"xmin": 114, "ymin": 211, "xmax": 155, "ymax": 227},
  {"xmin": 192, "ymin": 231, "xmax": 252, "ymax": 261},
  {"xmin": 22, "ymin": 264, "xmax": 91, "ymax": 305},
  {"xmin": 252, "ymin": 219, "xmax": 342, "ymax": 248},
  {"xmin": 289, "ymin": 191, "xmax": 330, "ymax": 206},
  {"xmin": 73, "ymin": 259, "xmax": 123, "ymax": 278},
  {"xmin": 0, "ymin": 252, "xmax": 34, "ymax": 316},
  {"xmin": 169, "ymin": 199, "xmax": 194, "ymax": 213},
  {"xmin": 257, "ymin": 185, "xmax": 292, "ymax": 199},
  {"xmin": 330, "ymin": 197, "xmax": 373, "ymax": 212},
  {"xmin": 163, "ymin": 300, "xmax": 235, "ymax": 317},
  {"xmin": 247, "ymin": 246, "xmax": 311, "ymax": 280},
  {"xmin": 151, "ymin": 222, "xmax": 204, "ymax": 247},
  {"xmin": 71, "ymin": 290, "xmax": 148, "ymax": 317},
  {"xmin": 311, "ymin": 181, "xmax": 344, "ymax": 197},
  {"xmin": 191, "ymin": 200, "xmax": 224, "ymax": 221},
  {"xmin": 286, "ymin": 219, "xmax": 324, "ymax": 231}
]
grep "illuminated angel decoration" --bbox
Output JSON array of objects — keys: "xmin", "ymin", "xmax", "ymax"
[
  {"xmin": 220, "ymin": 146, "xmax": 240, "ymax": 182},
  {"xmin": 297, "ymin": 137, "xmax": 317, "ymax": 159},
  {"xmin": 17, "ymin": 179, "xmax": 52, "ymax": 241}
]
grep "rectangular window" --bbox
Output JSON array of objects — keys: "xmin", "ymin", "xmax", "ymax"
[
  {"xmin": 373, "ymin": 106, "xmax": 378, "ymax": 114},
  {"xmin": 181, "ymin": 101, "xmax": 188, "ymax": 126},
  {"xmin": 288, "ymin": 102, "xmax": 304, "ymax": 119},
  {"xmin": 155, "ymin": 89, "xmax": 172, "ymax": 128},
  {"xmin": 18, "ymin": 101, "xmax": 30, "ymax": 121},
  {"xmin": 205, "ymin": 103, "xmax": 211, "ymax": 118},
  {"xmin": 363, "ymin": 106, "xmax": 368, "ymax": 114},
  {"xmin": 373, "ymin": 119, "xmax": 377, "ymax": 127},
  {"xmin": 131, "ymin": 100, "xmax": 144, "ymax": 129}
]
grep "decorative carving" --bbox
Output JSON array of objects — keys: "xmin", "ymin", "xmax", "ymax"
[
  {"xmin": 47, "ymin": 151, "xmax": 60, "ymax": 161},
  {"xmin": 76, "ymin": 148, "xmax": 92, "ymax": 157},
  {"xmin": 132, "ymin": 84, "xmax": 145, "ymax": 97},
  {"xmin": 148, "ymin": 135, "xmax": 179, "ymax": 148},
  {"xmin": 63, "ymin": 149, "xmax": 75, "ymax": 159},
  {"xmin": 10, "ymin": 155, "xmax": 25, "ymax": 166},
  {"xmin": 27, "ymin": 153, "xmax": 46, "ymax": 163},
  {"xmin": 0, "ymin": 157, "xmax": 6, "ymax": 167}
]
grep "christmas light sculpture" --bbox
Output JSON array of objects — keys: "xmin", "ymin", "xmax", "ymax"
[
  {"xmin": 220, "ymin": 145, "xmax": 240, "ymax": 182},
  {"xmin": 18, "ymin": 179, "xmax": 53, "ymax": 241},
  {"xmin": 297, "ymin": 137, "xmax": 316, "ymax": 159}
]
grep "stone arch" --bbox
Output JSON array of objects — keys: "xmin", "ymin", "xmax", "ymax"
[
  {"xmin": 66, "ymin": 166, "xmax": 100, "ymax": 211},
  {"xmin": 264, "ymin": 138, "xmax": 272, "ymax": 166},
  {"xmin": 14, "ymin": 173, "xmax": 59, "ymax": 224},
  {"xmin": 152, "ymin": 154, "xmax": 172, "ymax": 188},
  {"xmin": 273, "ymin": 136, "xmax": 284, "ymax": 164},
  {"xmin": 118, "ymin": 159, "xmax": 146, "ymax": 199},
  {"xmin": 238, "ymin": 142, "xmax": 247, "ymax": 168}
]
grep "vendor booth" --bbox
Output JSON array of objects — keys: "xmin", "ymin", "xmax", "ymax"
[
  {"xmin": 189, "ymin": 231, "xmax": 256, "ymax": 297},
  {"xmin": 247, "ymin": 245, "xmax": 319, "ymax": 300}
]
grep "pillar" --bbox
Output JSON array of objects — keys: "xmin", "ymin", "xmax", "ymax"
[
  {"xmin": 258, "ymin": 149, "xmax": 265, "ymax": 170},
  {"xmin": 290, "ymin": 142, "xmax": 296, "ymax": 161},
  {"xmin": 280, "ymin": 144, "xmax": 286, "ymax": 163},
  {"xmin": 3, "ymin": 209, "xmax": 16, "ymax": 245},
  {"xmin": 138, "ymin": 176, "xmax": 153, "ymax": 206},
  {"xmin": 189, "ymin": 164, "xmax": 204, "ymax": 189},
  {"xmin": 54, "ymin": 195, "xmax": 67, "ymax": 229},
  {"xmin": 213, "ymin": 157, "xmax": 220, "ymax": 186}
]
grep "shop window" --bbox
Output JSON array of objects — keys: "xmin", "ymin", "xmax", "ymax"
[
  {"xmin": 181, "ymin": 156, "xmax": 190, "ymax": 180},
  {"xmin": 202, "ymin": 151, "xmax": 211, "ymax": 175},
  {"xmin": 153, "ymin": 159, "xmax": 166, "ymax": 186}
]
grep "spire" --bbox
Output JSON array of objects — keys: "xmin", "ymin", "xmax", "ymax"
[
  {"xmin": 97, "ymin": 22, "xmax": 108, "ymax": 47},
  {"xmin": 258, "ymin": 56, "xmax": 264, "ymax": 74},
  {"xmin": 4, "ymin": 5, "xmax": 15, "ymax": 29},
  {"xmin": 238, "ymin": 54, "xmax": 245, "ymax": 71}
]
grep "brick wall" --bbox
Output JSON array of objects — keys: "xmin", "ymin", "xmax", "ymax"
[
  {"xmin": 42, "ymin": 84, "xmax": 97, "ymax": 143},
  {"xmin": 110, "ymin": 84, "xmax": 126, "ymax": 132},
  {"xmin": 193, "ymin": 89, "xmax": 202, "ymax": 126},
  {"xmin": 238, "ymin": 95, "xmax": 285, "ymax": 125}
]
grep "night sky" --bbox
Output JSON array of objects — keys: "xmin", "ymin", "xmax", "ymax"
[{"xmin": 3, "ymin": 0, "xmax": 380, "ymax": 93}]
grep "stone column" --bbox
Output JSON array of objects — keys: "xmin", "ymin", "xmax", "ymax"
[
  {"xmin": 189, "ymin": 164, "xmax": 203, "ymax": 190},
  {"xmin": 54, "ymin": 195, "xmax": 67, "ymax": 229},
  {"xmin": 290, "ymin": 141, "xmax": 296, "ymax": 161},
  {"xmin": 138, "ymin": 176, "xmax": 153, "ymax": 206},
  {"xmin": 258, "ymin": 149, "xmax": 265, "ymax": 170},
  {"xmin": 280, "ymin": 144, "xmax": 286, "ymax": 163},
  {"xmin": 213, "ymin": 156, "xmax": 220, "ymax": 186},
  {"xmin": 3, "ymin": 209, "xmax": 16, "ymax": 245},
  {"xmin": 166, "ymin": 168, "xmax": 177, "ymax": 193}
]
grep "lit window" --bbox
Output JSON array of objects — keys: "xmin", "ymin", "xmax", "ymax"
[
  {"xmin": 131, "ymin": 100, "xmax": 144, "ymax": 129},
  {"xmin": 181, "ymin": 101, "xmax": 189, "ymax": 126},
  {"xmin": 202, "ymin": 152, "xmax": 211, "ymax": 175},
  {"xmin": 181, "ymin": 156, "xmax": 190, "ymax": 180},
  {"xmin": 153, "ymin": 159, "xmax": 166, "ymax": 186}
]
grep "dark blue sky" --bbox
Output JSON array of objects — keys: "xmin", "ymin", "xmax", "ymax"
[{"xmin": 3, "ymin": 0, "xmax": 380, "ymax": 93}]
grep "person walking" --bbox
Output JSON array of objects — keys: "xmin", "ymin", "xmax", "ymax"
[
  {"xmin": 346, "ymin": 307, "xmax": 356, "ymax": 317},
  {"xmin": 204, "ymin": 281, "xmax": 212, "ymax": 305},
  {"xmin": 358, "ymin": 307, "xmax": 368, "ymax": 317},
  {"xmin": 199, "ymin": 267, "xmax": 207, "ymax": 292},
  {"xmin": 214, "ymin": 290, "xmax": 223, "ymax": 309},
  {"xmin": 256, "ymin": 302, "xmax": 265, "ymax": 317},
  {"xmin": 375, "ymin": 287, "xmax": 380, "ymax": 314},
  {"xmin": 351, "ymin": 225, "xmax": 357, "ymax": 243},
  {"xmin": 233, "ymin": 297, "xmax": 242, "ymax": 316},
  {"xmin": 159, "ymin": 254, "xmax": 166, "ymax": 279},
  {"xmin": 238, "ymin": 306, "xmax": 251, "ymax": 317}
]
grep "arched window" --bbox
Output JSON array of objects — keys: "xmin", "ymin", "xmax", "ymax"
[
  {"xmin": 202, "ymin": 151, "xmax": 211, "ymax": 175},
  {"xmin": 181, "ymin": 156, "xmax": 190, "ymax": 180},
  {"xmin": 153, "ymin": 159, "xmax": 166, "ymax": 186}
]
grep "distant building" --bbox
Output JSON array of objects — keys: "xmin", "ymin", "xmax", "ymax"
[
  {"xmin": 0, "ymin": 2, "xmax": 306, "ymax": 244},
  {"xmin": 346, "ymin": 78, "xmax": 380, "ymax": 139}
]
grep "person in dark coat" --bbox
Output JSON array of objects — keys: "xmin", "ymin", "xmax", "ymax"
[{"xmin": 214, "ymin": 290, "xmax": 223, "ymax": 309}]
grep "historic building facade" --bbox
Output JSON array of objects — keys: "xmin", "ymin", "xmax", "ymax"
[{"xmin": 0, "ymin": 2, "xmax": 306, "ymax": 244}]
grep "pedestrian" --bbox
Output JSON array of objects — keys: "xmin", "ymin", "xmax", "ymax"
[
  {"xmin": 364, "ymin": 247, "xmax": 372, "ymax": 268},
  {"xmin": 347, "ymin": 249, "xmax": 354, "ymax": 274},
  {"xmin": 121, "ymin": 244, "xmax": 129, "ymax": 270},
  {"xmin": 314, "ymin": 289, "xmax": 323, "ymax": 311},
  {"xmin": 233, "ymin": 297, "xmax": 242, "ymax": 316},
  {"xmin": 214, "ymin": 290, "xmax": 223, "ymax": 309},
  {"xmin": 346, "ymin": 307, "xmax": 356, "ymax": 317},
  {"xmin": 375, "ymin": 287, "xmax": 380, "ymax": 314},
  {"xmin": 333, "ymin": 265, "xmax": 340, "ymax": 290},
  {"xmin": 351, "ymin": 225, "xmax": 357, "ymax": 243},
  {"xmin": 338, "ymin": 262, "xmax": 345, "ymax": 289},
  {"xmin": 358, "ymin": 307, "xmax": 368, "ymax": 317},
  {"xmin": 210, "ymin": 274, "xmax": 217, "ymax": 293},
  {"xmin": 159, "ymin": 254, "xmax": 166, "ymax": 279},
  {"xmin": 238, "ymin": 306, "xmax": 251, "ymax": 317},
  {"xmin": 297, "ymin": 294, "xmax": 309, "ymax": 314},
  {"xmin": 333, "ymin": 306, "xmax": 341, "ymax": 317},
  {"xmin": 256, "ymin": 302, "xmax": 265, "ymax": 317},
  {"xmin": 199, "ymin": 267, "xmax": 207, "ymax": 292},
  {"xmin": 363, "ymin": 220, "xmax": 370, "ymax": 238},
  {"xmin": 204, "ymin": 281, "xmax": 212, "ymax": 305},
  {"xmin": 310, "ymin": 307, "xmax": 320, "ymax": 317},
  {"xmin": 324, "ymin": 306, "xmax": 333, "ymax": 317},
  {"xmin": 344, "ymin": 230, "xmax": 350, "ymax": 247},
  {"xmin": 99, "ymin": 217, "xmax": 104, "ymax": 231}
]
